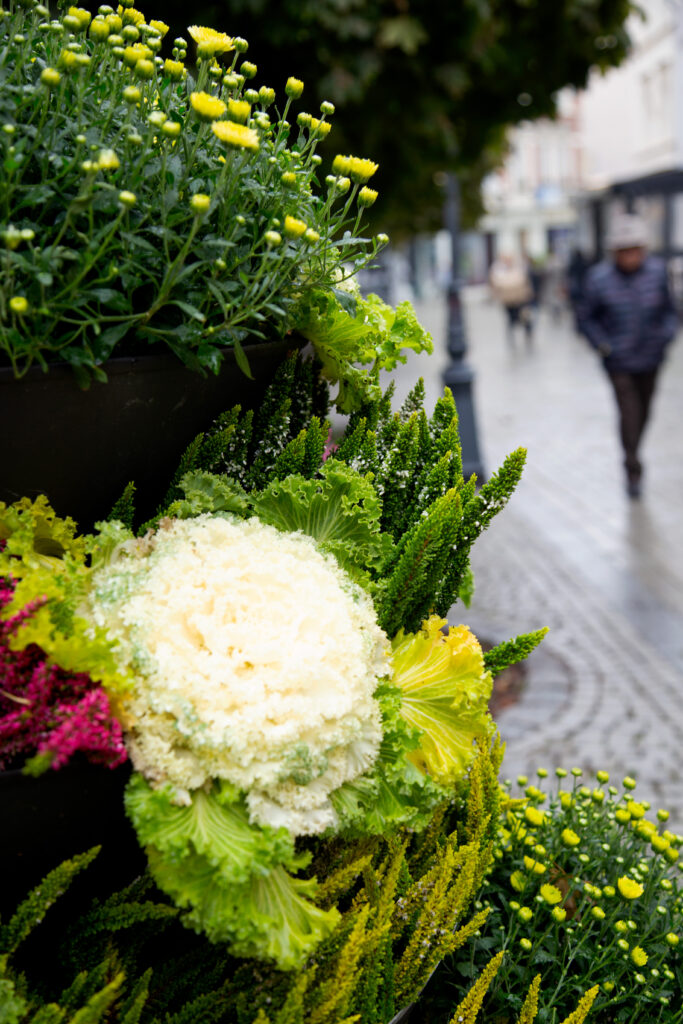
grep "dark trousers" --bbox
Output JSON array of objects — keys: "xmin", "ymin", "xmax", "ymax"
[{"xmin": 607, "ymin": 370, "xmax": 658, "ymax": 480}]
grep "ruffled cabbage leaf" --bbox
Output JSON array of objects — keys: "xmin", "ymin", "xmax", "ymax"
[
  {"xmin": 329, "ymin": 681, "xmax": 450, "ymax": 835},
  {"xmin": 391, "ymin": 616, "xmax": 493, "ymax": 783},
  {"xmin": 252, "ymin": 460, "xmax": 394, "ymax": 582},
  {"xmin": 0, "ymin": 500, "xmax": 132, "ymax": 693},
  {"xmin": 125, "ymin": 774, "xmax": 340, "ymax": 969},
  {"xmin": 291, "ymin": 288, "xmax": 432, "ymax": 412}
]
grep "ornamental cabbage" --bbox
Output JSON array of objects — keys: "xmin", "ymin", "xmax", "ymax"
[{"xmin": 89, "ymin": 513, "xmax": 390, "ymax": 833}]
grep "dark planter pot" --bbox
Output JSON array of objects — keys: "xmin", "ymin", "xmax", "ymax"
[
  {"xmin": 1, "ymin": 340, "xmax": 292, "ymax": 529},
  {"xmin": 0, "ymin": 760, "xmax": 142, "ymax": 918}
]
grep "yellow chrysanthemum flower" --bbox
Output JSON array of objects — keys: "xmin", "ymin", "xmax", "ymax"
[
  {"xmin": 122, "ymin": 7, "xmax": 145, "ymax": 26},
  {"xmin": 561, "ymin": 827, "xmax": 581, "ymax": 847},
  {"xmin": 149, "ymin": 19, "xmax": 169, "ymax": 37},
  {"xmin": 338, "ymin": 155, "xmax": 379, "ymax": 184},
  {"xmin": 309, "ymin": 117, "xmax": 331, "ymax": 137},
  {"xmin": 190, "ymin": 91, "xmax": 227, "ymax": 121},
  {"xmin": 523, "ymin": 856, "xmax": 547, "ymax": 875},
  {"xmin": 226, "ymin": 98, "xmax": 251, "ymax": 124},
  {"xmin": 524, "ymin": 806, "xmax": 547, "ymax": 827},
  {"xmin": 617, "ymin": 876, "xmax": 644, "ymax": 900},
  {"xmin": 283, "ymin": 215, "xmax": 307, "ymax": 239},
  {"xmin": 97, "ymin": 149, "xmax": 120, "ymax": 171},
  {"xmin": 552, "ymin": 906, "xmax": 567, "ymax": 923},
  {"xmin": 627, "ymin": 800, "xmax": 646, "ymax": 819},
  {"xmin": 122, "ymin": 43, "xmax": 152, "ymax": 67},
  {"xmin": 187, "ymin": 24, "xmax": 235, "ymax": 57},
  {"xmin": 163, "ymin": 59, "xmax": 185, "ymax": 81},
  {"xmin": 630, "ymin": 946, "xmax": 648, "ymax": 967},
  {"xmin": 211, "ymin": 120, "xmax": 260, "ymax": 151},
  {"xmin": 510, "ymin": 870, "xmax": 527, "ymax": 892},
  {"xmin": 540, "ymin": 883, "xmax": 562, "ymax": 905}
]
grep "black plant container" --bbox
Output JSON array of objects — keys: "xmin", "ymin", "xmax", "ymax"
[
  {"xmin": 0, "ymin": 340, "xmax": 292, "ymax": 530},
  {"xmin": 0, "ymin": 759, "xmax": 143, "ymax": 918}
]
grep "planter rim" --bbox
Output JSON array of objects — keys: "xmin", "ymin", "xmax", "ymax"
[{"xmin": 0, "ymin": 338, "xmax": 293, "ymax": 384}]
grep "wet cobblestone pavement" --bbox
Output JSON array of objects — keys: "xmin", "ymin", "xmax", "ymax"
[{"xmin": 386, "ymin": 290, "xmax": 683, "ymax": 826}]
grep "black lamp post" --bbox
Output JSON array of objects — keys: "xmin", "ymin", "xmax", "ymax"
[{"xmin": 442, "ymin": 172, "xmax": 485, "ymax": 480}]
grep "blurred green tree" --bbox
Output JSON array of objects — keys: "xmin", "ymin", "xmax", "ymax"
[{"xmin": 143, "ymin": 0, "xmax": 635, "ymax": 236}]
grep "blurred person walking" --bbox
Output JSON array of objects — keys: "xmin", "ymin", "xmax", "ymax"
[
  {"xmin": 579, "ymin": 214, "xmax": 678, "ymax": 498},
  {"xmin": 489, "ymin": 252, "xmax": 534, "ymax": 346}
]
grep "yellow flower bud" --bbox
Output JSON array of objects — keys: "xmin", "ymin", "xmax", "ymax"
[
  {"xmin": 227, "ymin": 98, "xmax": 251, "ymax": 124},
  {"xmin": 283, "ymin": 215, "xmax": 307, "ymax": 239},
  {"xmin": 9, "ymin": 296, "xmax": 29, "ymax": 314},
  {"xmin": 118, "ymin": 190, "xmax": 137, "ymax": 207},
  {"xmin": 285, "ymin": 76, "xmax": 304, "ymax": 99},
  {"xmin": 40, "ymin": 67, "xmax": 61, "ymax": 87},
  {"xmin": 190, "ymin": 193, "xmax": 211, "ymax": 215}
]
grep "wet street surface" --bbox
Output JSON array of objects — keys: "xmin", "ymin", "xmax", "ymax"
[{"xmin": 387, "ymin": 289, "xmax": 683, "ymax": 825}]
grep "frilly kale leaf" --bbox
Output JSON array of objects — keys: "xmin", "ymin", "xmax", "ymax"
[
  {"xmin": 391, "ymin": 616, "xmax": 494, "ymax": 783},
  {"xmin": 165, "ymin": 471, "xmax": 249, "ymax": 519},
  {"xmin": 0, "ymin": 501, "xmax": 131, "ymax": 694},
  {"xmin": 252, "ymin": 460, "xmax": 394, "ymax": 584},
  {"xmin": 126, "ymin": 774, "xmax": 340, "ymax": 969},
  {"xmin": 330, "ymin": 682, "xmax": 449, "ymax": 836},
  {"xmin": 291, "ymin": 288, "xmax": 432, "ymax": 412}
]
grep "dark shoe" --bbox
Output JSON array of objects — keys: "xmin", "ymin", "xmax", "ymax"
[{"xmin": 626, "ymin": 476, "xmax": 642, "ymax": 499}]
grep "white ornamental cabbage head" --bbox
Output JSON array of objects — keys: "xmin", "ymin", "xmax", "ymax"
[{"xmin": 90, "ymin": 514, "xmax": 391, "ymax": 835}]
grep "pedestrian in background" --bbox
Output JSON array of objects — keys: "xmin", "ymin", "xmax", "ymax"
[
  {"xmin": 578, "ymin": 213, "xmax": 678, "ymax": 498},
  {"xmin": 489, "ymin": 252, "xmax": 534, "ymax": 346}
]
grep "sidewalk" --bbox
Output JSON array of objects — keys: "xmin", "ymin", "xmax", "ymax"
[{"xmin": 385, "ymin": 290, "xmax": 683, "ymax": 825}]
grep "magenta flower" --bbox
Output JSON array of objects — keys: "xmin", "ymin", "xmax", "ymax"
[{"xmin": 0, "ymin": 576, "xmax": 127, "ymax": 773}]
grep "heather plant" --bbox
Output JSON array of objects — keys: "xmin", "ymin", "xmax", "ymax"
[
  {"xmin": 0, "ymin": 575, "xmax": 126, "ymax": 774},
  {"xmin": 0, "ymin": 0, "xmax": 398, "ymax": 385},
  {"xmin": 0, "ymin": 742, "xmax": 504, "ymax": 1024},
  {"xmin": 443, "ymin": 769, "xmax": 683, "ymax": 1023}
]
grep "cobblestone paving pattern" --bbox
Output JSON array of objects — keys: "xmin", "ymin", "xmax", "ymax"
[{"xmin": 384, "ymin": 289, "xmax": 683, "ymax": 827}]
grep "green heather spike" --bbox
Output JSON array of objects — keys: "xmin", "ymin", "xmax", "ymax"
[
  {"xmin": 107, "ymin": 481, "xmax": 136, "ymax": 530},
  {"xmin": 250, "ymin": 355, "xmax": 297, "ymax": 456},
  {"xmin": 30, "ymin": 1006, "xmax": 66, "ymax": 1024},
  {"xmin": 412, "ymin": 451, "xmax": 453, "ymax": 524},
  {"xmin": 435, "ymin": 417, "xmax": 463, "ymax": 478},
  {"xmin": 376, "ymin": 412, "xmax": 400, "ymax": 459},
  {"xmin": 247, "ymin": 398, "xmax": 292, "ymax": 488},
  {"xmin": 120, "ymin": 968, "xmax": 152, "ymax": 1024},
  {"xmin": 289, "ymin": 356, "xmax": 315, "ymax": 437},
  {"xmin": 159, "ymin": 432, "xmax": 204, "ymax": 511},
  {"xmin": 358, "ymin": 429, "xmax": 379, "ymax": 478},
  {"xmin": 399, "ymin": 378, "xmax": 425, "ymax": 420},
  {"xmin": 0, "ymin": 848, "xmax": 100, "ymax": 956},
  {"xmin": 431, "ymin": 387, "xmax": 457, "ymax": 435},
  {"xmin": 196, "ymin": 426, "xmax": 234, "ymax": 473},
  {"xmin": 273, "ymin": 431, "xmax": 307, "ymax": 479},
  {"xmin": 70, "ymin": 974, "xmax": 124, "ymax": 1024},
  {"xmin": 335, "ymin": 418, "xmax": 368, "ymax": 466},
  {"xmin": 302, "ymin": 417, "xmax": 328, "ymax": 477},
  {"xmin": 484, "ymin": 628, "xmax": 548, "ymax": 677},
  {"xmin": 415, "ymin": 408, "xmax": 432, "ymax": 466},
  {"xmin": 379, "ymin": 489, "xmax": 462, "ymax": 635},
  {"xmin": 213, "ymin": 405, "xmax": 242, "ymax": 432},
  {"xmin": 221, "ymin": 408, "xmax": 254, "ymax": 483},
  {"xmin": 378, "ymin": 414, "xmax": 420, "ymax": 537}
]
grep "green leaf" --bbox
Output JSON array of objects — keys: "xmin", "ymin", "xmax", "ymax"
[
  {"xmin": 232, "ymin": 336, "xmax": 254, "ymax": 379},
  {"xmin": 167, "ymin": 471, "xmax": 249, "ymax": 518},
  {"xmin": 125, "ymin": 775, "xmax": 339, "ymax": 969},
  {"xmin": 252, "ymin": 461, "xmax": 394, "ymax": 580},
  {"xmin": 167, "ymin": 299, "xmax": 206, "ymax": 322},
  {"xmin": 390, "ymin": 617, "xmax": 493, "ymax": 783}
]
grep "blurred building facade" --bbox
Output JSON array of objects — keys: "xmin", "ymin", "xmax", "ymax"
[{"xmin": 475, "ymin": 0, "xmax": 683, "ymax": 284}]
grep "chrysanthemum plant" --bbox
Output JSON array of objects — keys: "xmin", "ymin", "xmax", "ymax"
[
  {"xmin": 447, "ymin": 768, "xmax": 683, "ymax": 1023},
  {"xmin": 0, "ymin": 0, "xmax": 429, "ymax": 394},
  {"xmin": 0, "ymin": 359, "xmax": 548, "ymax": 975}
]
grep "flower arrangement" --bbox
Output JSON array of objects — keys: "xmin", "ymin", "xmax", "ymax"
[
  {"xmin": 447, "ymin": 769, "xmax": 683, "ymax": 1023},
  {"xmin": 0, "ymin": 359, "xmax": 545, "ymax": 973},
  {"xmin": 0, "ymin": 0, "xmax": 430, "ymax": 391}
]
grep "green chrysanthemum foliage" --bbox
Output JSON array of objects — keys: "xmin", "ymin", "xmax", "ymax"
[{"xmin": 0, "ymin": 499, "xmax": 130, "ymax": 693}]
